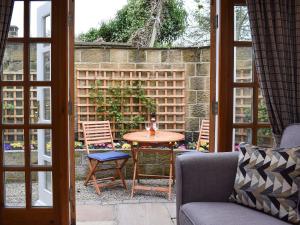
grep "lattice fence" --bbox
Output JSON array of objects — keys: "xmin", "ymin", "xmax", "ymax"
[
  {"xmin": 2, "ymin": 72, "xmax": 38, "ymax": 143},
  {"xmin": 75, "ymin": 68, "xmax": 186, "ymax": 140}
]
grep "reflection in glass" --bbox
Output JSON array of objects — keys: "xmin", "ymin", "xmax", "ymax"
[
  {"xmin": 30, "ymin": 87, "xmax": 51, "ymax": 124},
  {"xmin": 234, "ymin": 6, "xmax": 251, "ymax": 41},
  {"xmin": 9, "ymin": 1, "xmax": 24, "ymax": 37},
  {"xmin": 234, "ymin": 47, "xmax": 252, "ymax": 83},
  {"xmin": 30, "ymin": 129, "xmax": 52, "ymax": 165},
  {"xmin": 2, "ymin": 43, "xmax": 24, "ymax": 81},
  {"xmin": 32, "ymin": 171, "xmax": 53, "ymax": 207},
  {"xmin": 3, "ymin": 129, "xmax": 24, "ymax": 166},
  {"xmin": 233, "ymin": 88, "xmax": 253, "ymax": 123},
  {"xmin": 2, "ymin": 86, "xmax": 24, "ymax": 124},
  {"xmin": 30, "ymin": 43, "xmax": 51, "ymax": 81},
  {"xmin": 258, "ymin": 89, "xmax": 269, "ymax": 123},
  {"xmin": 257, "ymin": 128, "xmax": 274, "ymax": 147},
  {"xmin": 233, "ymin": 128, "xmax": 252, "ymax": 150},
  {"xmin": 5, "ymin": 172, "xmax": 26, "ymax": 207},
  {"xmin": 30, "ymin": 1, "xmax": 51, "ymax": 37}
]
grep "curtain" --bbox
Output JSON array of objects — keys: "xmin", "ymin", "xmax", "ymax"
[
  {"xmin": 247, "ymin": 0, "xmax": 300, "ymax": 145},
  {"xmin": 0, "ymin": 0, "xmax": 14, "ymax": 71}
]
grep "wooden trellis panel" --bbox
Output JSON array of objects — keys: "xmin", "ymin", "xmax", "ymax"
[
  {"xmin": 2, "ymin": 72, "xmax": 38, "ymax": 143},
  {"xmin": 75, "ymin": 68, "xmax": 186, "ymax": 140}
]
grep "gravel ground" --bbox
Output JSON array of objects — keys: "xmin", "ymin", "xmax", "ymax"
[
  {"xmin": 5, "ymin": 182, "xmax": 39, "ymax": 207},
  {"xmin": 76, "ymin": 179, "xmax": 176, "ymax": 205},
  {"xmin": 5, "ymin": 179, "xmax": 175, "ymax": 207}
]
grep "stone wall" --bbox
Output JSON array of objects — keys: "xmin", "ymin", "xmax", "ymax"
[
  {"xmin": 75, "ymin": 149, "xmax": 189, "ymax": 180},
  {"xmin": 75, "ymin": 44, "xmax": 210, "ymax": 142},
  {"xmin": 4, "ymin": 149, "xmax": 190, "ymax": 180}
]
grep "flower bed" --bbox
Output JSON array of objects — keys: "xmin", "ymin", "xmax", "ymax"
[{"xmin": 75, "ymin": 140, "xmax": 209, "ymax": 152}]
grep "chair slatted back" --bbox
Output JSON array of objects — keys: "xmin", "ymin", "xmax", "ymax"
[
  {"xmin": 82, "ymin": 121, "xmax": 114, "ymax": 154},
  {"xmin": 197, "ymin": 119, "xmax": 210, "ymax": 150}
]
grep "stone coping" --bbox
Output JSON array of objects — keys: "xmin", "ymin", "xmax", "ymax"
[{"xmin": 75, "ymin": 41, "xmax": 210, "ymax": 50}]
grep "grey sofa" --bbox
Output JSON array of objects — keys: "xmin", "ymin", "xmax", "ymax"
[{"xmin": 176, "ymin": 124, "xmax": 300, "ymax": 225}]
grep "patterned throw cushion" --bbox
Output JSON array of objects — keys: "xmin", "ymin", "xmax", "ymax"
[{"xmin": 230, "ymin": 144, "xmax": 300, "ymax": 224}]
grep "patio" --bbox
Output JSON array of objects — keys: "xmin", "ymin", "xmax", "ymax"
[
  {"xmin": 76, "ymin": 202, "xmax": 176, "ymax": 225},
  {"xmin": 76, "ymin": 179, "xmax": 176, "ymax": 225}
]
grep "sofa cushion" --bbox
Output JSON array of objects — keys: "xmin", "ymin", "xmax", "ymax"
[
  {"xmin": 230, "ymin": 144, "xmax": 300, "ymax": 224},
  {"xmin": 179, "ymin": 202, "xmax": 291, "ymax": 225}
]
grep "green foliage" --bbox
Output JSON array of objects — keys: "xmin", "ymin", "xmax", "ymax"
[
  {"xmin": 258, "ymin": 102, "xmax": 269, "ymax": 123},
  {"xmin": 157, "ymin": 0, "xmax": 187, "ymax": 45},
  {"xmin": 193, "ymin": 0, "xmax": 210, "ymax": 38},
  {"xmin": 3, "ymin": 103, "xmax": 14, "ymax": 110},
  {"xmin": 74, "ymin": 141, "xmax": 83, "ymax": 149},
  {"xmin": 79, "ymin": 0, "xmax": 187, "ymax": 46},
  {"xmin": 89, "ymin": 81, "xmax": 156, "ymax": 137},
  {"xmin": 244, "ymin": 101, "xmax": 273, "ymax": 145},
  {"xmin": 188, "ymin": 0, "xmax": 249, "ymax": 46}
]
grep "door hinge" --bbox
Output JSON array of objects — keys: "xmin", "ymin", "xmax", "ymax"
[
  {"xmin": 214, "ymin": 15, "xmax": 219, "ymax": 29},
  {"xmin": 212, "ymin": 101, "xmax": 218, "ymax": 115},
  {"xmin": 68, "ymin": 100, "xmax": 73, "ymax": 115},
  {"xmin": 68, "ymin": 14, "xmax": 73, "ymax": 26},
  {"xmin": 69, "ymin": 187, "xmax": 73, "ymax": 202}
]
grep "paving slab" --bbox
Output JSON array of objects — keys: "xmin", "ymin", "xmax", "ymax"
[
  {"xmin": 165, "ymin": 202, "xmax": 176, "ymax": 219},
  {"xmin": 117, "ymin": 203, "xmax": 173, "ymax": 225},
  {"xmin": 77, "ymin": 205, "xmax": 115, "ymax": 222}
]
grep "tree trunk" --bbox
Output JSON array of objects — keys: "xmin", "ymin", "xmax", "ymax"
[
  {"xmin": 149, "ymin": 0, "xmax": 164, "ymax": 47},
  {"xmin": 128, "ymin": 0, "xmax": 165, "ymax": 47}
]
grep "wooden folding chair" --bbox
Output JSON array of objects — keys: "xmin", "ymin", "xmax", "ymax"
[
  {"xmin": 196, "ymin": 119, "xmax": 210, "ymax": 150},
  {"xmin": 82, "ymin": 121, "xmax": 130, "ymax": 195}
]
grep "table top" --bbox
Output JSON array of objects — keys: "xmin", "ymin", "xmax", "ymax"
[{"xmin": 123, "ymin": 130, "xmax": 185, "ymax": 143}]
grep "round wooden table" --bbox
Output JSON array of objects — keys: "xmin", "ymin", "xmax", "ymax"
[{"xmin": 123, "ymin": 130, "xmax": 184, "ymax": 200}]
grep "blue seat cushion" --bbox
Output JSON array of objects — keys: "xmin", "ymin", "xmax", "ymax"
[{"xmin": 88, "ymin": 151, "xmax": 130, "ymax": 162}]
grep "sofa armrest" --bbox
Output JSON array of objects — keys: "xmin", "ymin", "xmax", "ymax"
[{"xmin": 176, "ymin": 152, "xmax": 239, "ymax": 219}]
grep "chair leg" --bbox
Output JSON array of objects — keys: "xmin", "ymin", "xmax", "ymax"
[
  {"xmin": 92, "ymin": 162, "xmax": 101, "ymax": 195},
  {"xmin": 115, "ymin": 160, "xmax": 127, "ymax": 190},
  {"xmin": 84, "ymin": 159, "xmax": 101, "ymax": 195},
  {"xmin": 172, "ymin": 152, "xmax": 175, "ymax": 186},
  {"xmin": 84, "ymin": 159, "xmax": 96, "ymax": 186}
]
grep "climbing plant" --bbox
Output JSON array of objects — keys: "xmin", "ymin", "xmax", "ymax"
[{"xmin": 89, "ymin": 80, "xmax": 156, "ymax": 137}]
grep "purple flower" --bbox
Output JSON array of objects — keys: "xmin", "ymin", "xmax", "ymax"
[{"xmin": 4, "ymin": 144, "xmax": 11, "ymax": 150}]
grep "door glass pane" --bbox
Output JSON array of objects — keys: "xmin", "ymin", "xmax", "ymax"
[
  {"xmin": 30, "ymin": 86, "xmax": 51, "ymax": 124},
  {"xmin": 30, "ymin": 129, "xmax": 52, "ymax": 165},
  {"xmin": 2, "ymin": 43, "xmax": 24, "ymax": 81},
  {"xmin": 30, "ymin": 43, "xmax": 51, "ymax": 81},
  {"xmin": 9, "ymin": 1, "xmax": 24, "ymax": 38},
  {"xmin": 234, "ymin": 6, "xmax": 251, "ymax": 41},
  {"xmin": 3, "ymin": 129, "xmax": 24, "ymax": 166},
  {"xmin": 32, "ymin": 171, "xmax": 53, "ymax": 207},
  {"xmin": 2, "ymin": 86, "xmax": 24, "ymax": 124},
  {"xmin": 233, "ymin": 128, "xmax": 252, "ymax": 150},
  {"xmin": 234, "ymin": 47, "xmax": 252, "ymax": 83},
  {"xmin": 233, "ymin": 88, "xmax": 253, "ymax": 123},
  {"xmin": 257, "ymin": 128, "xmax": 274, "ymax": 147},
  {"xmin": 30, "ymin": 1, "xmax": 52, "ymax": 37},
  {"xmin": 258, "ymin": 89, "xmax": 269, "ymax": 123},
  {"xmin": 5, "ymin": 172, "xmax": 26, "ymax": 207}
]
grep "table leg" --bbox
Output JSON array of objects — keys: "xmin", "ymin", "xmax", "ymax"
[
  {"xmin": 131, "ymin": 147, "xmax": 138, "ymax": 198},
  {"xmin": 168, "ymin": 148, "xmax": 174, "ymax": 200}
]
